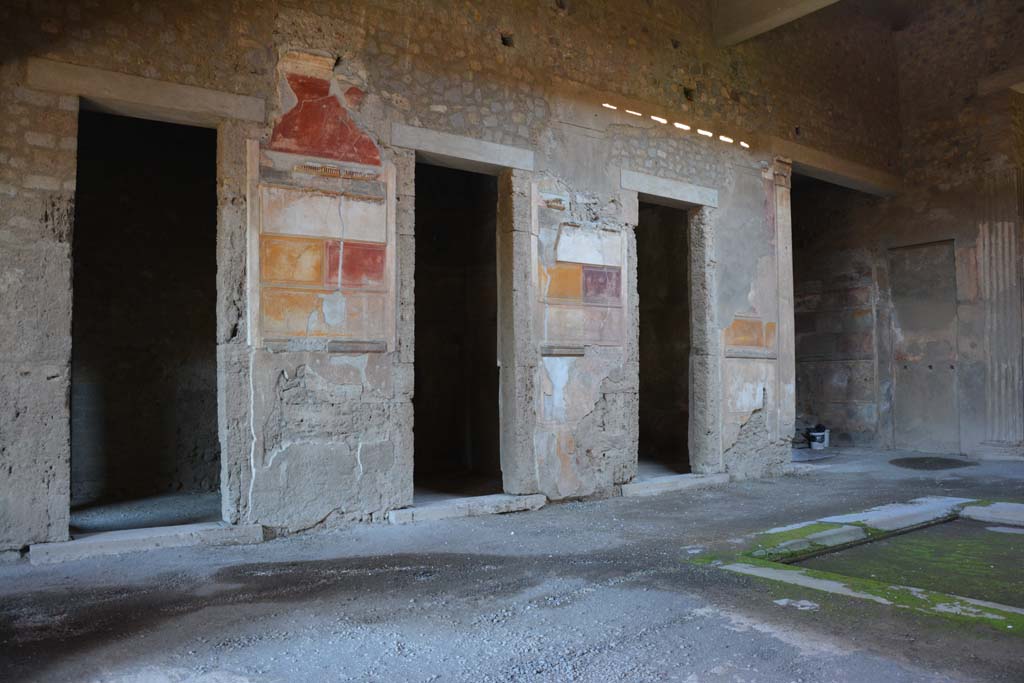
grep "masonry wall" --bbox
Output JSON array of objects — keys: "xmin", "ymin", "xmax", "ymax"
[
  {"xmin": 792, "ymin": 0, "xmax": 1024, "ymax": 455},
  {"xmin": 0, "ymin": 0, "xmax": 905, "ymax": 549}
]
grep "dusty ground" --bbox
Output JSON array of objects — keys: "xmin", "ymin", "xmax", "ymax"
[{"xmin": 2, "ymin": 449, "xmax": 1023, "ymax": 682}]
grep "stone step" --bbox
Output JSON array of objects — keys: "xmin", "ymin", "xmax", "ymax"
[
  {"xmin": 621, "ymin": 473, "xmax": 729, "ymax": 498},
  {"xmin": 387, "ymin": 493, "xmax": 546, "ymax": 524},
  {"xmin": 29, "ymin": 522, "xmax": 264, "ymax": 564}
]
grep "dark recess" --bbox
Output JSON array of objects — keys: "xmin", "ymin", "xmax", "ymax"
[
  {"xmin": 71, "ymin": 110, "xmax": 219, "ymax": 506},
  {"xmin": 413, "ymin": 163, "xmax": 501, "ymax": 495}
]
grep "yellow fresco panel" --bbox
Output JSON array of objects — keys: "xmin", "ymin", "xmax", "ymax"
[{"xmin": 261, "ymin": 235, "xmax": 324, "ymax": 285}]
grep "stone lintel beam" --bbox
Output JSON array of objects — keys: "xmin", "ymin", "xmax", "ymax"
[
  {"xmin": 713, "ymin": 0, "xmax": 841, "ymax": 47},
  {"xmin": 760, "ymin": 136, "xmax": 903, "ymax": 196},
  {"xmin": 391, "ymin": 123, "xmax": 535, "ymax": 174},
  {"xmin": 620, "ymin": 168, "xmax": 718, "ymax": 208},
  {"xmin": 26, "ymin": 58, "xmax": 265, "ymax": 126}
]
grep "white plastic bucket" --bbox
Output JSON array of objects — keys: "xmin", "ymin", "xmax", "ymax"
[{"xmin": 809, "ymin": 429, "xmax": 830, "ymax": 450}]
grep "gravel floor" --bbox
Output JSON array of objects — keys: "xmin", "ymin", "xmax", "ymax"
[{"xmin": 2, "ymin": 449, "xmax": 1023, "ymax": 682}]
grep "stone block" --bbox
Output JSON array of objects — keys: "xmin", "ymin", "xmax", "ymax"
[
  {"xmin": 621, "ymin": 473, "xmax": 729, "ymax": 497},
  {"xmin": 819, "ymin": 496, "xmax": 975, "ymax": 531},
  {"xmin": 959, "ymin": 502, "xmax": 1024, "ymax": 526},
  {"xmin": 29, "ymin": 522, "xmax": 264, "ymax": 564}
]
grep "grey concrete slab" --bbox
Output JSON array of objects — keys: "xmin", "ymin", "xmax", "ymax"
[
  {"xmin": 818, "ymin": 496, "xmax": 975, "ymax": 531},
  {"xmin": 960, "ymin": 502, "xmax": 1024, "ymax": 527}
]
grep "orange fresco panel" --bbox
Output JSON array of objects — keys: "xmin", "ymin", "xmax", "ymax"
[
  {"xmin": 764, "ymin": 322, "xmax": 777, "ymax": 349},
  {"xmin": 724, "ymin": 318, "xmax": 765, "ymax": 348},
  {"xmin": 261, "ymin": 235, "xmax": 324, "ymax": 285},
  {"xmin": 261, "ymin": 288, "xmax": 319, "ymax": 337},
  {"xmin": 544, "ymin": 263, "xmax": 583, "ymax": 301}
]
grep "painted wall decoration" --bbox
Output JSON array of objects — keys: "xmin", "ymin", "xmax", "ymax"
[
  {"xmin": 537, "ymin": 221, "xmax": 626, "ymax": 345},
  {"xmin": 255, "ymin": 168, "xmax": 392, "ymax": 345},
  {"xmin": 269, "ymin": 73, "xmax": 381, "ymax": 166},
  {"xmin": 723, "ymin": 316, "xmax": 777, "ymax": 355},
  {"xmin": 528, "ymin": 180, "xmax": 636, "ymax": 501}
]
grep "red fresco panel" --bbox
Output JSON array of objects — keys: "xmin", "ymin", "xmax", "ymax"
[
  {"xmin": 269, "ymin": 73, "xmax": 381, "ymax": 166},
  {"xmin": 325, "ymin": 239, "xmax": 341, "ymax": 289},
  {"xmin": 341, "ymin": 241, "xmax": 386, "ymax": 288}
]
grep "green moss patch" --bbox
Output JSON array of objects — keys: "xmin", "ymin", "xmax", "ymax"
[
  {"xmin": 704, "ymin": 500, "xmax": 1024, "ymax": 635},
  {"xmin": 799, "ymin": 520, "xmax": 1024, "ymax": 608}
]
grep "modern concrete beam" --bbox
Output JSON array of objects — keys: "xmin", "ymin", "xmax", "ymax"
[
  {"xmin": 714, "ymin": 0, "xmax": 841, "ymax": 47},
  {"xmin": 761, "ymin": 136, "xmax": 903, "ymax": 196},
  {"xmin": 978, "ymin": 63, "xmax": 1024, "ymax": 96},
  {"xmin": 391, "ymin": 123, "xmax": 535, "ymax": 173},
  {"xmin": 620, "ymin": 168, "xmax": 718, "ymax": 208},
  {"xmin": 26, "ymin": 58, "xmax": 265, "ymax": 126}
]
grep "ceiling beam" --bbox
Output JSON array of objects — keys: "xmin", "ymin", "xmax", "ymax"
[
  {"xmin": 714, "ymin": 0, "xmax": 841, "ymax": 47},
  {"xmin": 759, "ymin": 135, "xmax": 903, "ymax": 196}
]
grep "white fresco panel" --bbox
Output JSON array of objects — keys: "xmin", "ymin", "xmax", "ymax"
[
  {"xmin": 341, "ymin": 196, "xmax": 387, "ymax": 243},
  {"xmin": 261, "ymin": 185, "xmax": 344, "ymax": 238},
  {"xmin": 555, "ymin": 224, "xmax": 604, "ymax": 265}
]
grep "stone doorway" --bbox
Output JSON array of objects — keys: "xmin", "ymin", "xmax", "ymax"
[
  {"xmin": 70, "ymin": 110, "xmax": 220, "ymax": 534},
  {"xmin": 636, "ymin": 202, "xmax": 693, "ymax": 477},
  {"xmin": 413, "ymin": 163, "xmax": 503, "ymax": 503}
]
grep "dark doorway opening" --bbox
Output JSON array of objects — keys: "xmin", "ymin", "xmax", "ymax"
[
  {"xmin": 637, "ymin": 202, "xmax": 692, "ymax": 476},
  {"xmin": 70, "ymin": 110, "xmax": 219, "ymax": 534},
  {"xmin": 791, "ymin": 173, "xmax": 883, "ymax": 453},
  {"xmin": 413, "ymin": 163, "xmax": 501, "ymax": 502}
]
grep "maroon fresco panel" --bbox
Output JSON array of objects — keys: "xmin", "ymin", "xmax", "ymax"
[
  {"xmin": 325, "ymin": 239, "xmax": 341, "ymax": 288},
  {"xmin": 582, "ymin": 265, "xmax": 621, "ymax": 304},
  {"xmin": 342, "ymin": 241, "xmax": 386, "ymax": 288}
]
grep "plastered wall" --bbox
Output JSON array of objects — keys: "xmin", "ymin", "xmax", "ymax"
[{"xmin": 0, "ymin": 0, "xmax": 908, "ymax": 549}]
